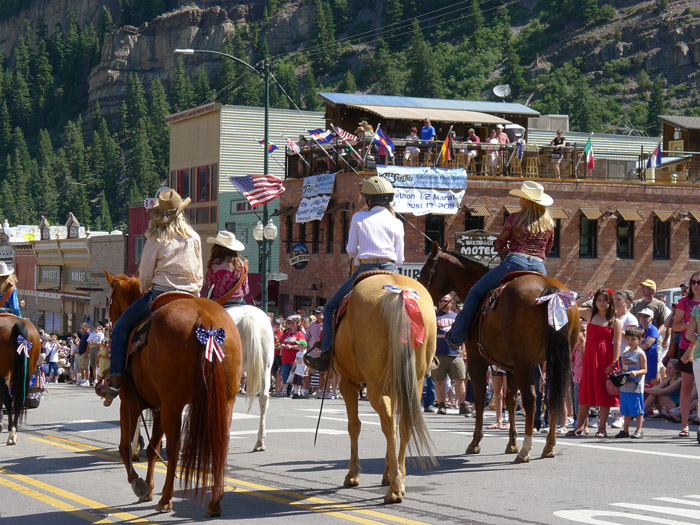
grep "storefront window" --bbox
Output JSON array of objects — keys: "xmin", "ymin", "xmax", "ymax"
[
  {"xmin": 579, "ymin": 217, "xmax": 597, "ymax": 258},
  {"xmin": 464, "ymin": 213, "xmax": 484, "ymax": 232},
  {"xmin": 616, "ymin": 219, "xmax": 634, "ymax": 259},
  {"xmin": 311, "ymin": 221, "xmax": 320, "ymax": 254},
  {"xmin": 653, "ymin": 216, "xmax": 670, "ymax": 260},
  {"xmin": 550, "ymin": 219, "xmax": 561, "ymax": 258},
  {"xmin": 341, "ymin": 211, "xmax": 349, "ymax": 254},
  {"xmin": 424, "ymin": 214, "xmax": 444, "ymax": 255},
  {"xmin": 326, "ymin": 214, "xmax": 334, "ymax": 253},
  {"xmin": 690, "ymin": 219, "xmax": 700, "ymax": 260}
]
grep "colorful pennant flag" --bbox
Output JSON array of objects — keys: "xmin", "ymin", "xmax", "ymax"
[
  {"xmin": 440, "ymin": 133, "xmax": 452, "ymax": 163},
  {"xmin": 373, "ymin": 128, "xmax": 395, "ymax": 158},
  {"xmin": 647, "ymin": 140, "xmax": 662, "ymax": 168},
  {"xmin": 230, "ymin": 174, "xmax": 285, "ymax": 207},
  {"xmin": 584, "ymin": 137, "xmax": 595, "ymax": 170},
  {"xmin": 333, "ymin": 125, "xmax": 358, "ymax": 142},
  {"xmin": 258, "ymin": 139, "xmax": 278, "ymax": 154},
  {"xmin": 283, "ymin": 135, "xmax": 301, "ymax": 154},
  {"xmin": 307, "ymin": 129, "xmax": 333, "ymax": 144}
]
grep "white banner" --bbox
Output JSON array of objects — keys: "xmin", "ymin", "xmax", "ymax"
[
  {"xmin": 393, "ymin": 187, "xmax": 464, "ymax": 215},
  {"xmin": 296, "ymin": 173, "xmax": 336, "ymax": 223},
  {"xmin": 376, "ymin": 165, "xmax": 466, "ymax": 215}
]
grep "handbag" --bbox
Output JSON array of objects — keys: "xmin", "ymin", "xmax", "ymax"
[{"xmin": 605, "ymin": 358, "xmax": 624, "ymax": 396}]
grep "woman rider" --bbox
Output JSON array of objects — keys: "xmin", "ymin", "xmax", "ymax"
[
  {"xmin": 203, "ymin": 231, "xmax": 249, "ymax": 305},
  {"xmin": 97, "ymin": 189, "xmax": 203, "ymax": 399},
  {"xmin": 0, "ymin": 261, "xmax": 20, "ymax": 316},
  {"xmin": 305, "ymin": 176, "xmax": 404, "ymax": 372},
  {"xmin": 445, "ymin": 180, "xmax": 554, "ymax": 349}
]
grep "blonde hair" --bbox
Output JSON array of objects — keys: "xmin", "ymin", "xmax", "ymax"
[
  {"xmin": 516, "ymin": 200, "xmax": 553, "ymax": 235},
  {"xmin": 0, "ymin": 273, "xmax": 17, "ymax": 293},
  {"xmin": 145, "ymin": 213, "xmax": 195, "ymax": 244}
]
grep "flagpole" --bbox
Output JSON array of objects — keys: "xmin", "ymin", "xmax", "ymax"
[
  {"xmin": 282, "ymin": 135, "xmax": 311, "ymax": 169},
  {"xmin": 331, "ymin": 123, "xmax": 362, "ymax": 162}
]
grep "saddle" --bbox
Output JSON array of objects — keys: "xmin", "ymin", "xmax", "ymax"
[
  {"xmin": 336, "ymin": 270, "xmax": 396, "ymax": 330},
  {"xmin": 474, "ymin": 271, "xmax": 545, "ymax": 372},
  {"xmin": 0, "ymin": 312, "xmax": 18, "ymax": 318}
]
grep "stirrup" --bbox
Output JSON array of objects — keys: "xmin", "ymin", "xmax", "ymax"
[{"xmin": 96, "ymin": 383, "xmax": 120, "ymax": 399}]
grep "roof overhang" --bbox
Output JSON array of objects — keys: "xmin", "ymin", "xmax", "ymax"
[{"xmin": 347, "ymin": 104, "xmax": 511, "ymax": 126}]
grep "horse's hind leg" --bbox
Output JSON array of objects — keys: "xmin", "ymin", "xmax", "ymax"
[
  {"xmin": 205, "ymin": 397, "xmax": 235, "ymax": 518},
  {"xmin": 254, "ymin": 372, "xmax": 270, "ymax": 452},
  {"xmin": 367, "ymin": 389, "xmax": 402, "ymax": 504},
  {"xmin": 1, "ymin": 379, "xmax": 12, "ymax": 444},
  {"xmin": 466, "ymin": 351, "xmax": 488, "ymax": 455},
  {"xmin": 157, "ymin": 406, "xmax": 182, "ymax": 513},
  {"xmin": 514, "ymin": 369, "xmax": 535, "ymax": 464},
  {"xmin": 339, "ymin": 377, "xmax": 362, "ymax": 488},
  {"xmin": 141, "ymin": 411, "xmax": 163, "ymax": 503},
  {"xmin": 118, "ymin": 398, "xmax": 147, "ymax": 498},
  {"xmin": 504, "ymin": 373, "xmax": 519, "ymax": 454},
  {"xmin": 542, "ymin": 407, "xmax": 557, "ymax": 458}
]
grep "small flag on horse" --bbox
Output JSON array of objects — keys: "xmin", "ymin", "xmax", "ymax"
[
  {"xmin": 195, "ymin": 327, "xmax": 226, "ymax": 362},
  {"xmin": 16, "ymin": 335, "xmax": 32, "ymax": 357},
  {"xmin": 535, "ymin": 290, "xmax": 577, "ymax": 330}
]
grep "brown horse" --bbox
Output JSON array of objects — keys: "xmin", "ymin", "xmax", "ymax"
[
  {"xmin": 105, "ymin": 272, "xmax": 242, "ymax": 517},
  {"xmin": 0, "ymin": 315, "xmax": 41, "ymax": 445},
  {"xmin": 333, "ymin": 273, "xmax": 437, "ymax": 504},
  {"xmin": 419, "ymin": 243, "xmax": 579, "ymax": 462}
]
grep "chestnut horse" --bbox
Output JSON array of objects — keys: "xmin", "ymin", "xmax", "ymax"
[
  {"xmin": 419, "ymin": 243, "xmax": 579, "ymax": 462},
  {"xmin": 105, "ymin": 272, "xmax": 242, "ymax": 517},
  {"xmin": 333, "ymin": 273, "xmax": 437, "ymax": 504},
  {"xmin": 0, "ymin": 316, "xmax": 41, "ymax": 445}
]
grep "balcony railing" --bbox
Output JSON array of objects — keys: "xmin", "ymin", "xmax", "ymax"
[{"xmin": 284, "ymin": 139, "xmax": 699, "ymax": 184}]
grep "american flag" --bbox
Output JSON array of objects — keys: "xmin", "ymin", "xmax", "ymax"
[
  {"xmin": 333, "ymin": 125, "xmax": 357, "ymax": 142},
  {"xmin": 229, "ymin": 175, "xmax": 285, "ymax": 207},
  {"xmin": 283, "ymin": 135, "xmax": 300, "ymax": 154}
]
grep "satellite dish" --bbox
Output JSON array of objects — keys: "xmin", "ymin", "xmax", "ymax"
[{"xmin": 493, "ymin": 84, "xmax": 511, "ymax": 101}]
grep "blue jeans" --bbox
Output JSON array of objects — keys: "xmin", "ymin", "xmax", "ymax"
[
  {"xmin": 47, "ymin": 362, "xmax": 59, "ymax": 378},
  {"xmin": 423, "ymin": 376, "xmax": 436, "ymax": 408},
  {"xmin": 110, "ymin": 288, "xmax": 168, "ymax": 377},
  {"xmin": 446, "ymin": 252, "xmax": 546, "ymax": 347},
  {"xmin": 321, "ymin": 262, "xmax": 398, "ymax": 352}
]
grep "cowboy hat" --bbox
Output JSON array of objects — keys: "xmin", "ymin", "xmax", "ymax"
[
  {"xmin": 148, "ymin": 189, "xmax": 190, "ymax": 221},
  {"xmin": 0, "ymin": 261, "xmax": 13, "ymax": 277},
  {"xmin": 508, "ymin": 181, "xmax": 553, "ymax": 206},
  {"xmin": 206, "ymin": 231, "xmax": 245, "ymax": 252}
]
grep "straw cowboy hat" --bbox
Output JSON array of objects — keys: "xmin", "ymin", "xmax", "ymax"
[
  {"xmin": 0, "ymin": 261, "xmax": 13, "ymax": 277},
  {"xmin": 508, "ymin": 181, "xmax": 553, "ymax": 206},
  {"xmin": 206, "ymin": 231, "xmax": 245, "ymax": 252},
  {"xmin": 148, "ymin": 188, "xmax": 191, "ymax": 221},
  {"xmin": 356, "ymin": 120, "xmax": 374, "ymax": 134}
]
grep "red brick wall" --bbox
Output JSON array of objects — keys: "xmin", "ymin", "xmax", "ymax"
[{"xmin": 278, "ymin": 175, "xmax": 700, "ymax": 312}]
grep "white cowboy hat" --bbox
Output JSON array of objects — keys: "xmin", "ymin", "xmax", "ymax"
[
  {"xmin": 0, "ymin": 261, "xmax": 14, "ymax": 277},
  {"xmin": 206, "ymin": 231, "xmax": 245, "ymax": 252},
  {"xmin": 508, "ymin": 181, "xmax": 553, "ymax": 206}
]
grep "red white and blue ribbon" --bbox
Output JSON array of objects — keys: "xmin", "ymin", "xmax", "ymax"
[
  {"xmin": 195, "ymin": 327, "xmax": 226, "ymax": 362},
  {"xmin": 382, "ymin": 285, "xmax": 425, "ymax": 346},
  {"xmin": 536, "ymin": 290, "xmax": 577, "ymax": 330},
  {"xmin": 16, "ymin": 335, "xmax": 32, "ymax": 357}
]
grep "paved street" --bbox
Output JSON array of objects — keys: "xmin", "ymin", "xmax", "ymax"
[{"xmin": 1, "ymin": 383, "xmax": 700, "ymax": 524}]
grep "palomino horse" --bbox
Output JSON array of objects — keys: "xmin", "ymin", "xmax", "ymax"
[
  {"xmin": 419, "ymin": 243, "xmax": 579, "ymax": 463},
  {"xmin": 104, "ymin": 272, "xmax": 242, "ymax": 517},
  {"xmin": 0, "ymin": 316, "xmax": 41, "ymax": 445},
  {"xmin": 333, "ymin": 273, "xmax": 437, "ymax": 504},
  {"xmin": 225, "ymin": 305, "xmax": 274, "ymax": 452}
]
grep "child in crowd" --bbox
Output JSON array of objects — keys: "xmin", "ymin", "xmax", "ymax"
[
  {"xmin": 291, "ymin": 340, "xmax": 309, "ymax": 399},
  {"xmin": 616, "ymin": 326, "xmax": 648, "ymax": 439}
]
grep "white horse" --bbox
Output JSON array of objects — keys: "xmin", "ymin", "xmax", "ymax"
[{"xmin": 225, "ymin": 305, "xmax": 274, "ymax": 452}]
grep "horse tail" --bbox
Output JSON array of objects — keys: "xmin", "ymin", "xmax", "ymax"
[
  {"xmin": 540, "ymin": 286, "xmax": 573, "ymax": 428},
  {"xmin": 237, "ymin": 310, "xmax": 264, "ymax": 410},
  {"xmin": 180, "ymin": 315, "xmax": 229, "ymax": 503},
  {"xmin": 10, "ymin": 321, "xmax": 30, "ymax": 426},
  {"xmin": 380, "ymin": 290, "xmax": 436, "ymax": 469}
]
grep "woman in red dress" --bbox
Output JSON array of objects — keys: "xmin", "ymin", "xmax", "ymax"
[{"xmin": 568, "ymin": 289, "xmax": 622, "ymax": 438}]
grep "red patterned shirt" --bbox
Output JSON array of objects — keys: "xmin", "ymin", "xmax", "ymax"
[
  {"xmin": 494, "ymin": 212, "xmax": 554, "ymax": 259},
  {"xmin": 203, "ymin": 261, "xmax": 249, "ymax": 301}
]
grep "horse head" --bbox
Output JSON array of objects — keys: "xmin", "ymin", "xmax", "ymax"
[
  {"xmin": 418, "ymin": 242, "xmax": 490, "ymax": 304},
  {"xmin": 418, "ymin": 241, "xmax": 452, "ymax": 304},
  {"xmin": 104, "ymin": 271, "xmax": 143, "ymax": 322}
]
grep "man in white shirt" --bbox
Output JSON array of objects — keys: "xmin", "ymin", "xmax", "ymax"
[{"xmin": 87, "ymin": 325, "xmax": 104, "ymax": 386}]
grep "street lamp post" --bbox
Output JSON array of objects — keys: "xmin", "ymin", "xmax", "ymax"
[{"xmin": 175, "ymin": 48, "xmax": 275, "ymax": 312}]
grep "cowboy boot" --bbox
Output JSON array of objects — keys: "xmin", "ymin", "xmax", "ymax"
[
  {"xmin": 96, "ymin": 375, "xmax": 122, "ymax": 399},
  {"xmin": 304, "ymin": 350, "xmax": 331, "ymax": 373}
]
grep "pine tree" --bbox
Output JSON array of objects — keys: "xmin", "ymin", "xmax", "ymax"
[
  {"xmin": 338, "ymin": 71, "xmax": 357, "ymax": 94},
  {"xmin": 147, "ymin": 78, "xmax": 171, "ymax": 180},
  {"xmin": 31, "ymin": 39, "xmax": 54, "ymax": 118},
  {"xmin": 194, "ymin": 68, "xmax": 214, "ymax": 105},
  {"xmin": 270, "ymin": 59, "xmax": 299, "ymax": 109},
  {"xmin": 95, "ymin": 192, "xmax": 113, "ymax": 231},
  {"xmin": 124, "ymin": 74, "xmax": 148, "ymax": 126},
  {"xmin": 63, "ymin": 119, "xmax": 91, "ymax": 224},
  {"xmin": 647, "ymin": 78, "xmax": 665, "ymax": 136},
  {"xmin": 406, "ymin": 21, "xmax": 444, "ymax": 98},
  {"xmin": 303, "ymin": 65, "xmax": 322, "ymax": 111},
  {"xmin": 0, "ymin": 101, "xmax": 11, "ymax": 162},
  {"xmin": 311, "ymin": 0, "xmax": 338, "ymax": 69},
  {"xmin": 33, "ymin": 128, "xmax": 59, "ymax": 221},
  {"xmin": 9, "ymin": 70, "xmax": 32, "ymax": 127},
  {"xmin": 172, "ymin": 56, "xmax": 195, "ymax": 111},
  {"xmin": 98, "ymin": 6, "xmax": 116, "ymax": 44},
  {"xmin": 373, "ymin": 39, "xmax": 406, "ymax": 95},
  {"xmin": 0, "ymin": 175, "xmax": 16, "ymax": 224}
]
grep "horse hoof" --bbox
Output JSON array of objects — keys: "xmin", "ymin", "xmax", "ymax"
[
  {"xmin": 343, "ymin": 475, "xmax": 360, "ymax": 488},
  {"xmin": 156, "ymin": 501, "xmax": 173, "ymax": 513},
  {"xmin": 252, "ymin": 444, "xmax": 265, "ymax": 452},
  {"xmin": 541, "ymin": 448, "xmax": 555, "ymax": 459},
  {"xmin": 131, "ymin": 478, "xmax": 149, "ymax": 498},
  {"xmin": 505, "ymin": 445, "xmax": 519, "ymax": 454},
  {"xmin": 381, "ymin": 474, "xmax": 390, "ymax": 486},
  {"xmin": 205, "ymin": 502, "xmax": 222, "ymax": 517},
  {"xmin": 138, "ymin": 494, "xmax": 153, "ymax": 503},
  {"xmin": 7, "ymin": 429, "xmax": 17, "ymax": 446},
  {"xmin": 465, "ymin": 445, "xmax": 480, "ymax": 455},
  {"xmin": 384, "ymin": 491, "xmax": 403, "ymax": 504},
  {"xmin": 514, "ymin": 454, "xmax": 530, "ymax": 464}
]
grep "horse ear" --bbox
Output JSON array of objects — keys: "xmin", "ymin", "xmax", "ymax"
[
  {"xmin": 104, "ymin": 270, "xmax": 115, "ymax": 286},
  {"xmin": 430, "ymin": 241, "xmax": 440, "ymax": 257},
  {"xmin": 442, "ymin": 241, "xmax": 449, "ymax": 251}
]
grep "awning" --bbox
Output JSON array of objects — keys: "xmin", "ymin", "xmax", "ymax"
[
  {"xmin": 271, "ymin": 205, "xmax": 295, "ymax": 217},
  {"xmin": 688, "ymin": 211, "xmax": 700, "ymax": 222},
  {"xmin": 325, "ymin": 201, "xmax": 350, "ymax": 214},
  {"xmin": 617, "ymin": 210, "xmax": 644, "ymax": 221},
  {"xmin": 465, "ymin": 205, "xmax": 491, "ymax": 217},
  {"xmin": 549, "ymin": 208, "xmax": 568, "ymax": 220},
  {"xmin": 504, "ymin": 205, "xmax": 521, "ymax": 214},
  {"xmin": 580, "ymin": 208, "xmax": 603, "ymax": 220},
  {"xmin": 348, "ymin": 104, "xmax": 511, "ymax": 126},
  {"xmin": 654, "ymin": 211, "xmax": 675, "ymax": 222}
]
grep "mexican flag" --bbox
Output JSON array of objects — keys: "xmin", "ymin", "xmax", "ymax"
[{"xmin": 584, "ymin": 137, "xmax": 595, "ymax": 170}]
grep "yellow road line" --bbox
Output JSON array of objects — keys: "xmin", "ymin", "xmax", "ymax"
[
  {"xmin": 37, "ymin": 434, "xmax": 431, "ymax": 525},
  {"xmin": 0, "ymin": 466, "xmax": 153, "ymax": 524},
  {"xmin": 0, "ymin": 471, "xmax": 113, "ymax": 523}
]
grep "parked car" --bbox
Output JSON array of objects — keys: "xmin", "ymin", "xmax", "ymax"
[{"xmin": 656, "ymin": 287, "xmax": 682, "ymax": 307}]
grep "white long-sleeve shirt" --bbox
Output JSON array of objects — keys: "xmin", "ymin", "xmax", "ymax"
[
  {"xmin": 139, "ymin": 231, "xmax": 203, "ymax": 294},
  {"xmin": 346, "ymin": 206, "xmax": 404, "ymax": 266}
]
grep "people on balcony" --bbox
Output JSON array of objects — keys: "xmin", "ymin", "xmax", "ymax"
[
  {"xmin": 550, "ymin": 129, "xmax": 567, "ymax": 179},
  {"xmin": 421, "ymin": 118, "xmax": 436, "ymax": 141},
  {"xmin": 404, "ymin": 127, "xmax": 421, "ymax": 165}
]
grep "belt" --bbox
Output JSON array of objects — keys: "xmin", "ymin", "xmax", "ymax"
[
  {"xmin": 151, "ymin": 284, "xmax": 177, "ymax": 293},
  {"xmin": 358, "ymin": 258, "xmax": 395, "ymax": 265},
  {"xmin": 508, "ymin": 252, "xmax": 544, "ymax": 263}
]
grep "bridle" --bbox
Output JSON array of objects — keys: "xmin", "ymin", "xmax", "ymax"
[
  {"xmin": 104, "ymin": 282, "xmax": 117, "ymax": 322},
  {"xmin": 423, "ymin": 248, "xmax": 442, "ymax": 295}
]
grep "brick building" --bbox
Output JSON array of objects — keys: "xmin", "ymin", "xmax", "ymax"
[{"xmin": 277, "ymin": 173, "xmax": 700, "ymax": 315}]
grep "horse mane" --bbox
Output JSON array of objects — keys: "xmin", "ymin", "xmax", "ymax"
[{"xmin": 443, "ymin": 250, "xmax": 490, "ymax": 271}]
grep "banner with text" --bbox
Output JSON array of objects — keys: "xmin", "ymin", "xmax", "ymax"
[
  {"xmin": 296, "ymin": 172, "xmax": 336, "ymax": 223},
  {"xmin": 376, "ymin": 166, "xmax": 467, "ymax": 215}
]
